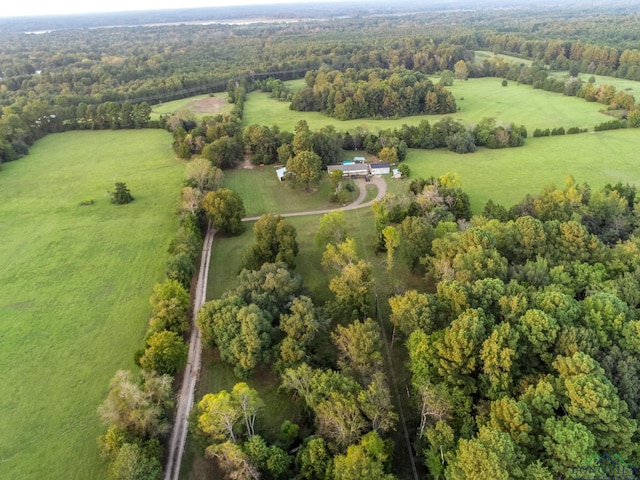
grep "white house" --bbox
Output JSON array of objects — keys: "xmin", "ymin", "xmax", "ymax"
[
  {"xmin": 369, "ymin": 163, "xmax": 391, "ymax": 175},
  {"xmin": 327, "ymin": 164, "xmax": 370, "ymax": 177}
]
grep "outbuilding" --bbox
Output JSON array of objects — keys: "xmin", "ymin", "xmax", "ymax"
[
  {"xmin": 369, "ymin": 163, "xmax": 391, "ymax": 175},
  {"xmin": 276, "ymin": 167, "xmax": 287, "ymax": 181}
]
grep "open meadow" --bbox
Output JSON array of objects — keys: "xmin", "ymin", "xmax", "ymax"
[
  {"xmin": 243, "ymin": 77, "xmax": 611, "ymax": 133},
  {"xmin": 403, "ymin": 128, "xmax": 640, "ymax": 212},
  {"xmin": 150, "ymin": 93, "xmax": 232, "ymax": 120},
  {"xmin": 0, "ymin": 130, "xmax": 185, "ymax": 480}
]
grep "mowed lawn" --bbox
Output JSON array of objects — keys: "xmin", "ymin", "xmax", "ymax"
[
  {"xmin": 404, "ymin": 128, "xmax": 640, "ymax": 212},
  {"xmin": 243, "ymin": 76, "xmax": 613, "ymax": 133},
  {"xmin": 0, "ymin": 130, "xmax": 185, "ymax": 480},
  {"xmin": 222, "ymin": 166, "xmax": 336, "ymax": 217}
]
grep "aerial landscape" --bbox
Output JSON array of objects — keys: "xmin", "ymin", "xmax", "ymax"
[{"xmin": 2, "ymin": 1, "xmax": 640, "ymax": 479}]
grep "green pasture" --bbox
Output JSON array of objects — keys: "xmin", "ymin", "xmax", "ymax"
[
  {"xmin": 222, "ymin": 166, "xmax": 338, "ymax": 217},
  {"xmin": 404, "ymin": 128, "xmax": 640, "ymax": 212},
  {"xmin": 474, "ymin": 50, "xmax": 533, "ymax": 67},
  {"xmin": 150, "ymin": 93, "xmax": 232, "ymax": 120},
  {"xmin": 244, "ymin": 77, "xmax": 613, "ymax": 132},
  {"xmin": 0, "ymin": 130, "xmax": 184, "ymax": 480},
  {"xmin": 549, "ymin": 71, "xmax": 640, "ymax": 98}
]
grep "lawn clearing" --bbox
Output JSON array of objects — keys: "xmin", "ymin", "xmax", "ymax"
[
  {"xmin": 244, "ymin": 77, "xmax": 615, "ymax": 133},
  {"xmin": 474, "ymin": 50, "xmax": 533, "ymax": 67},
  {"xmin": 222, "ymin": 166, "xmax": 337, "ymax": 217},
  {"xmin": 403, "ymin": 128, "xmax": 640, "ymax": 212},
  {"xmin": 0, "ymin": 130, "xmax": 184, "ymax": 480},
  {"xmin": 151, "ymin": 93, "xmax": 232, "ymax": 120}
]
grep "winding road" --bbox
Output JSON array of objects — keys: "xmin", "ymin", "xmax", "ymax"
[{"xmin": 163, "ymin": 175, "xmax": 388, "ymax": 480}]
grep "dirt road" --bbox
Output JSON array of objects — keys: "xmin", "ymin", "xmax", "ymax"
[{"xmin": 163, "ymin": 225, "xmax": 214, "ymax": 480}]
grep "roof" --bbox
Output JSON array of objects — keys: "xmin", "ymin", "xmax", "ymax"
[
  {"xmin": 328, "ymin": 164, "xmax": 369, "ymax": 173},
  {"xmin": 370, "ymin": 163, "xmax": 390, "ymax": 169},
  {"xmin": 276, "ymin": 167, "xmax": 287, "ymax": 180}
]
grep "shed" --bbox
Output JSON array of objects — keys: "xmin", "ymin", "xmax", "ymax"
[
  {"xmin": 328, "ymin": 164, "xmax": 369, "ymax": 177},
  {"xmin": 370, "ymin": 163, "xmax": 391, "ymax": 175},
  {"xmin": 392, "ymin": 168, "xmax": 402, "ymax": 179},
  {"xmin": 354, "ymin": 156, "xmax": 366, "ymax": 163},
  {"xmin": 276, "ymin": 167, "xmax": 287, "ymax": 181}
]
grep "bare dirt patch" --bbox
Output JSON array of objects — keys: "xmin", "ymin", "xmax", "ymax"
[{"xmin": 188, "ymin": 96, "xmax": 228, "ymax": 115}]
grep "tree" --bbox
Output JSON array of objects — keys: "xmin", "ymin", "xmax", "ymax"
[
  {"xmin": 322, "ymin": 238, "xmax": 359, "ymax": 271},
  {"xmin": 358, "ymin": 371, "xmax": 397, "ymax": 433},
  {"xmin": 107, "ymin": 442, "xmax": 162, "ymax": 480},
  {"xmin": 438, "ymin": 70, "xmax": 454, "ymax": 86},
  {"xmin": 240, "ymin": 213, "xmax": 299, "ymax": 270},
  {"xmin": 230, "ymin": 304, "xmax": 275, "ymax": 378},
  {"xmin": 553, "ymin": 352, "xmax": 637, "ymax": 457},
  {"xmin": 231, "ymin": 383, "xmax": 264, "ymax": 437},
  {"xmin": 328, "ymin": 260, "xmax": 374, "ymax": 319},
  {"xmin": 98, "ymin": 370, "xmax": 173, "ymax": 439},
  {"xmin": 398, "ymin": 216, "xmax": 433, "ymax": 272},
  {"xmin": 315, "ymin": 391, "xmax": 367, "ymax": 448},
  {"xmin": 111, "ymin": 182, "xmax": 134, "ymax": 204},
  {"xmin": 202, "ymin": 188, "xmax": 245, "ymax": 235},
  {"xmin": 230, "ymin": 262, "xmax": 303, "ymax": 319},
  {"xmin": 317, "ymin": 211, "xmax": 348, "ymax": 246},
  {"xmin": 389, "ymin": 290, "xmax": 439, "ymax": 336},
  {"xmin": 541, "ymin": 417, "xmax": 595, "ymax": 475},
  {"xmin": 206, "ymin": 441, "xmax": 259, "ymax": 480},
  {"xmin": 149, "ymin": 279, "xmax": 190, "ymax": 334},
  {"xmin": 138, "ymin": 330, "xmax": 188, "ymax": 375},
  {"xmin": 454, "ymin": 60, "xmax": 469, "ymax": 80},
  {"xmin": 332, "ymin": 318, "xmax": 384, "ymax": 384},
  {"xmin": 332, "ymin": 431, "xmax": 396, "ymax": 480},
  {"xmin": 185, "ymin": 157, "xmax": 223, "ymax": 192},
  {"xmin": 196, "ymin": 390, "xmax": 242, "ymax": 443},
  {"xmin": 296, "ymin": 437, "xmax": 332, "ymax": 480},
  {"xmin": 446, "ymin": 426, "xmax": 522, "ymax": 480},
  {"xmin": 197, "ymin": 297, "xmax": 273, "ymax": 377},
  {"xmin": 278, "ymin": 295, "xmax": 324, "ymax": 369},
  {"xmin": 382, "ymin": 225, "xmax": 400, "ymax": 271},
  {"xmin": 202, "ymin": 136, "xmax": 243, "ymax": 169},
  {"xmin": 286, "ymin": 150, "xmax": 322, "ymax": 191}
]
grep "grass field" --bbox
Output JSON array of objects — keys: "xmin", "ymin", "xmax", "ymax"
[
  {"xmin": 222, "ymin": 166, "xmax": 341, "ymax": 217},
  {"xmin": 150, "ymin": 93, "xmax": 232, "ymax": 120},
  {"xmin": 474, "ymin": 50, "xmax": 533, "ymax": 67},
  {"xmin": 0, "ymin": 130, "xmax": 185, "ymax": 480},
  {"xmin": 403, "ymin": 128, "xmax": 640, "ymax": 212},
  {"xmin": 243, "ymin": 77, "xmax": 611, "ymax": 133}
]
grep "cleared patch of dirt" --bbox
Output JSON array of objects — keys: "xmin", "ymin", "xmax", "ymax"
[{"xmin": 188, "ymin": 96, "xmax": 228, "ymax": 115}]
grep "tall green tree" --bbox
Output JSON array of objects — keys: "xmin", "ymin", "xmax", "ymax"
[
  {"xmin": 138, "ymin": 330, "xmax": 188, "ymax": 375},
  {"xmin": 98, "ymin": 370, "xmax": 173, "ymax": 439},
  {"xmin": 332, "ymin": 318, "xmax": 384, "ymax": 384},
  {"xmin": 286, "ymin": 150, "xmax": 322, "ymax": 191},
  {"xmin": 202, "ymin": 188, "xmax": 246, "ymax": 235},
  {"xmin": 240, "ymin": 213, "xmax": 299, "ymax": 271}
]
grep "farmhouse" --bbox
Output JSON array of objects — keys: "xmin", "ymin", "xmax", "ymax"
[
  {"xmin": 370, "ymin": 163, "xmax": 391, "ymax": 175},
  {"xmin": 327, "ymin": 163, "xmax": 369, "ymax": 177}
]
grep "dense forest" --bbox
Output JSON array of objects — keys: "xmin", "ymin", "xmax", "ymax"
[
  {"xmin": 2, "ymin": 2, "xmax": 640, "ymax": 163},
  {"xmin": 5, "ymin": 2, "xmax": 640, "ymax": 479}
]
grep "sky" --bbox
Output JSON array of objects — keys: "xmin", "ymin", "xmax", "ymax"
[{"xmin": 0, "ymin": 0, "xmax": 355, "ymax": 19}]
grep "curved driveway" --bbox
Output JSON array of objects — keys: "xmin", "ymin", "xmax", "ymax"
[{"xmin": 242, "ymin": 175, "xmax": 387, "ymax": 221}]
